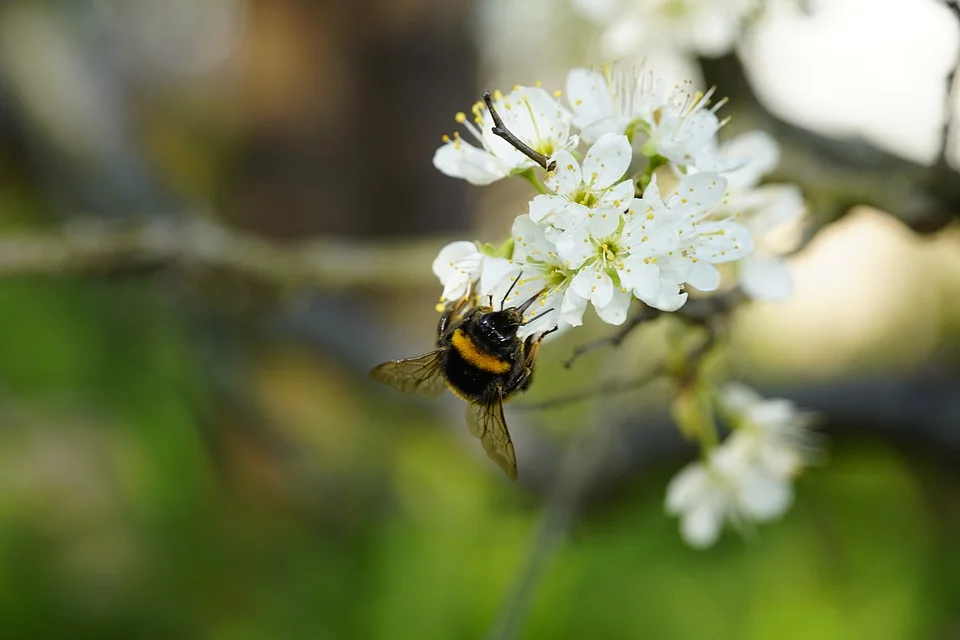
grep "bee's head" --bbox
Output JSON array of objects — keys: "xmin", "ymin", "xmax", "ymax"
[
  {"xmin": 476, "ymin": 288, "xmax": 546, "ymax": 346},
  {"xmin": 477, "ymin": 309, "xmax": 522, "ymax": 346}
]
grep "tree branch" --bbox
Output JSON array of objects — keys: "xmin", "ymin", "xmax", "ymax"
[
  {"xmin": 700, "ymin": 52, "xmax": 960, "ymax": 234},
  {"xmin": 0, "ymin": 220, "xmax": 446, "ymax": 289},
  {"xmin": 483, "ymin": 90, "xmax": 555, "ymax": 171},
  {"xmin": 938, "ymin": 0, "xmax": 960, "ymax": 168}
]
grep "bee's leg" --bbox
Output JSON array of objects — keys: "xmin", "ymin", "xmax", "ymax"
[
  {"xmin": 515, "ymin": 327, "xmax": 558, "ymax": 392},
  {"xmin": 436, "ymin": 291, "xmax": 474, "ymax": 343}
]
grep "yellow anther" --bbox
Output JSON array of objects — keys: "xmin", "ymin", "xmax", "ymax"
[{"xmin": 455, "ymin": 112, "xmax": 467, "ymax": 123}]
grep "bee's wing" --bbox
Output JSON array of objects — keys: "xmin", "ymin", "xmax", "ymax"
[
  {"xmin": 465, "ymin": 389, "xmax": 517, "ymax": 480},
  {"xmin": 370, "ymin": 350, "xmax": 447, "ymax": 398}
]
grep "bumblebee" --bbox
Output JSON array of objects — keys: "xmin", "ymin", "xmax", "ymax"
[{"xmin": 370, "ymin": 277, "xmax": 554, "ymax": 480}]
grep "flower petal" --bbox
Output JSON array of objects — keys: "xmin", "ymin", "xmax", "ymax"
[
  {"xmin": 600, "ymin": 179, "xmax": 637, "ymax": 210},
  {"xmin": 747, "ymin": 399, "xmax": 799, "ymax": 429},
  {"xmin": 555, "ymin": 226, "xmax": 594, "ymax": 269},
  {"xmin": 529, "ymin": 194, "xmax": 566, "ymax": 225},
  {"xmin": 554, "ymin": 202, "xmax": 593, "ymax": 232},
  {"xmin": 512, "ymin": 214, "xmax": 555, "ymax": 262},
  {"xmin": 571, "ymin": 266, "xmax": 613, "ymax": 308},
  {"xmin": 479, "ymin": 257, "xmax": 519, "ymax": 298},
  {"xmin": 559, "ymin": 287, "xmax": 588, "ymax": 328},
  {"xmin": 580, "ymin": 116, "xmax": 633, "ymax": 144},
  {"xmin": 693, "ymin": 221, "xmax": 754, "ymax": 263},
  {"xmin": 670, "ymin": 172, "xmax": 727, "ymax": 216},
  {"xmin": 739, "ymin": 256, "xmax": 793, "ymax": 301},
  {"xmin": 432, "ymin": 241, "xmax": 479, "ymax": 282},
  {"xmin": 545, "ymin": 150, "xmax": 583, "ymax": 195},
  {"xmin": 720, "ymin": 130, "xmax": 781, "ymax": 190},
  {"xmin": 595, "ymin": 286, "xmax": 632, "ymax": 325},
  {"xmin": 666, "ymin": 462, "xmax": 709, "ymax": 513},
  {"xmin": 746, "ymin": 185, "xmax": 805, "ymax": 236},
  {"xmin": 582, "ymin": 133, "xmax": 633, "ymax": 190},
  {"xmin": 680, "ymin": 501, "xmax": 724, "ymax": 549},
  {"xmin": 687, "ymin": 261, "xmax": 721, "ymax": 292},
  {"xmin": 566, "ymin": 68, "xmax": 613, "ymax": 131},
  {"xmin": 432, "ymin": 141, "xmax": 511, "ymax": 186},
  {"xmin": 738, "ymin": 470, "xmax": 793, "ymax": 521},
  {"xmin": 586, "ymin": 207, "xmax": 622, "ymax": 239},
  {"xmin": 721, "ymin": 383, "xmax": 764, "ymax": 416},
  {"xmin": 619, "ymin": 259, "xmax": 660, "ymax": 301},
  {"xmin": 648, "ymin": 284, "xmax": 688, "ymax": 312}
]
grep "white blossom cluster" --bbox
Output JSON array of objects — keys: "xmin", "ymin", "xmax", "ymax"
[
  {"xmin": 570, "ymin": 0, "xmax": 760, "ymax": 58},
  {"xmin": 431, "ymin": 64, "xmax": 803, "ymax": 338},
  {"xmin": 666, "ymin": 383, "xmax": 817, "ymax": 548}
]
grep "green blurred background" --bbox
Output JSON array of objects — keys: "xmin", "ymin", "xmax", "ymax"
[{"xmin": 0, "ymin": 1, "xmax": 959, "ymax": 638}]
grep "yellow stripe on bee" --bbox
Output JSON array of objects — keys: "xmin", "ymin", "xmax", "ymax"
[{"xmin": 451, "ymin": 329, "xmax": 511, "ymax": 374}]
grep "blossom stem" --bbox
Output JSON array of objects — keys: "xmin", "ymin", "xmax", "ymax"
[
  {"xmin": 482, "ymin": 91, "xmax": 556, "ymax": 171},
  {"xmin": 636, "ymin": 154, "xmax": 669, "ymax": 195},
  {"xmin": 519, "ymin": 169, "xmax": 551, "ymax": 195}
]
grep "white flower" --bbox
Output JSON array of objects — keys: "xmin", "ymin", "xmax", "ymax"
[
  {"xmin": 645, "ymin": 88, "xmax": 740, "ymax": 172},
  {"xmin": 529, "ymin": 132, "xmax": 635, "ymax": 233},
  {"xmin": 566, "ymin": 63, "xmax": 668, "ymax": 144},
  {"xmin": 433, "ymin": 86, "xmax": 577, "ymax": 186},
  {"xmin": 666, "ymin": 383, "xmax": 816, "ymax": 548},
  {"xmin": 628, "ymin": 173, "xmax": 753, "ymax": 301},
  {"xmin": 721, "ymin": 383, "xmax": 817, "ymax": 478},
  {"xmin": 666, "ymin": 440, "xmax": 794, "ymax": 549},
  {"xmin": 555, "ymin": 206, "xmax": 638, "ymax": 324},
  {"xmin": 549, "ymin": 172, "xmax": 753, "ymax": 319},
  {"xmin": 495, "ymin": 214, "xmax": 589, "ymax": 338},
  {"xmin": 565, "ymin": 65, "xmax": 743, "ymax": 173},
  {"xmin": 431, "ymin": 241, "xmax": 515, "ymax": 303},
  {"xmin": 570, "ymin": 0, "xmax": 756, "ymax": 58},
  {"xmin": 713, "ymin": 131, "xmax": 806, "ymax": 301}
]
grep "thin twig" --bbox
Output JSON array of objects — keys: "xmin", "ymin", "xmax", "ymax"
[
  {"xmin": 523, "ymin": 322, "xmax": 718, "ymax": 412},
  {"xmin": 562, "ymin": 305, "xmax": 663, "ymax": 369},
  {"xmin": 482, "ymin": 91, "xmax": 555, "ymax": 171},
  {"xmin": 938, "ymin": 0, "xmax": 960, "ymax": 167},
  {"xmin": 562, "ymin": 288, "xmax": 744, "ymax": 370},
  {"xmin": 519, "ymin": 364, "xmax": 667, "ymax": 411},
  {"xmin": 0, "ymin": 219, "xmax": 446, "ymax": 289}
]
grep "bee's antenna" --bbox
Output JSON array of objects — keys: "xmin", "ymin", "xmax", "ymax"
[
  {"xmin": 521, "ymin": 307, "xmax": 555, "ymax": 326},
  {"xmin": 500, "ymin": 271, "xmax": 523, "ymax": 310},
  {"xmin": 514, "ymin": 288, "xmax": 546, "ymax": 316}
]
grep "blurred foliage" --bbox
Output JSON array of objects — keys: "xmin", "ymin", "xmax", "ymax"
[{"xmin": 0, "ymin": 279, "xmax": 956, "ymax": 638}]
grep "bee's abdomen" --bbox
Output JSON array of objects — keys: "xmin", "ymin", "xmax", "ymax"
[{"xmin": 444, "ymin": 345, "xmax": 502, "ymax": 402}]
